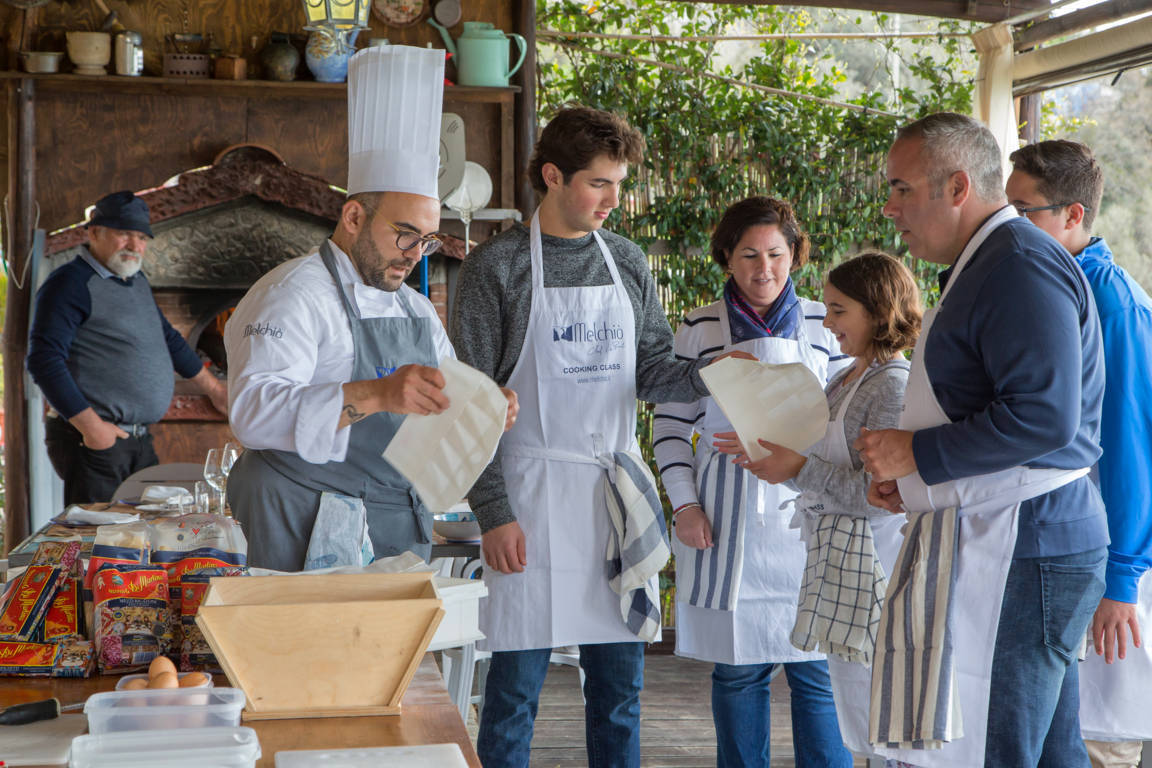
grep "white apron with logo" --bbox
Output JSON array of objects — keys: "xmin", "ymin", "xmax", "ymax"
[
  {"xmin": 480, "ymin": 210, "xmax": 641, "ymax": 651},
  {"xmin": 1078, "ymin": 571, "xmax": 1152, "ymax": 741},
  {"xmin": 675, "ymin": 302, "xmax": 829, "ymax": 665},
  {"xmin": 802, "ymin": 363, "xmax": 908, "ymax": 757},
  {"xmin": 875, "ymin": 208, "xmax": 1089, "ymax": 767}
]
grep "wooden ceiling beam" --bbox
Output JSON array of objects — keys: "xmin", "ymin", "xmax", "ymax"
[
  {"xmin": 692, "ymin": 0, "xmax": 1053, "ymax": 23},
  {"xmin": 1014, "ymin": 0, "xmax": 1152, "ymax": 50}
]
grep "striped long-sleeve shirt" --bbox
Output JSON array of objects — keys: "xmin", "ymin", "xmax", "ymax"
[{"xmin": 653, "ymin": 298, "xmax": 849, "ymax": 509}]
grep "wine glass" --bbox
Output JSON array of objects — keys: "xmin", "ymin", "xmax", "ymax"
[
  {"xmin": 221, "ymin": 442, "xmax": 240, "ymax": 478},
  {"xmin": 220, "ymin": 442, "xmax": 241, "ymax": 516},
  {"xmin": 204, "ymin": 449, "xmax": 226, "ymax": 515}
]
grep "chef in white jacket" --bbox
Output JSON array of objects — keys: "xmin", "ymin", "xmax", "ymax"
[
  {"xmin": 653, "ymin": 196, "xmax": 852, "ymax": 767},
  {"xmin": 224, "ymin": 45, "xmax": 516, "ymax": 571}
]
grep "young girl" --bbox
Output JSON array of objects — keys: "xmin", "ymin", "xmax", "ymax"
[{"xmin": 715, "ymin": 251, "xmax": 922, "ymax": 763}]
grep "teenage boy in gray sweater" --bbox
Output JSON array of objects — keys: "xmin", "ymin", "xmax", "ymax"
[{"xmin": 451, "ymin": 106, "xmax": 707, "ymax": 768}]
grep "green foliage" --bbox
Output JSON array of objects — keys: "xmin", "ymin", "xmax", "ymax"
[{"xmin": 538, "ymin": 0, "xmax": 973, "ymax": 316}]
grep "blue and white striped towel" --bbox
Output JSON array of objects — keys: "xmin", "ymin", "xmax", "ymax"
[
  {"xmin": 603, "ymin": 451, "xmax": 671, "ymax": 642},
  {"xmin": 677, "ymin": 446, "xmax": 757, "ymax": 611}
]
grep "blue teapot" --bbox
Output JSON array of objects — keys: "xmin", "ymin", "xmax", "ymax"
[{"xmin": 427, "ymin": 20, "xmax": 526, "ymax": 87}]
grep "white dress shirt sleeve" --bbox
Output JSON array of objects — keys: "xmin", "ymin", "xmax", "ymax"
[{"xmin": 225, "ymin": 272, "xmax": 353, "ymax": 464}]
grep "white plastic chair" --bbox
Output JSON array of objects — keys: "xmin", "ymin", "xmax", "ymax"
[{"xmin": 111, "ymin": 462, "xmax": 204, "ymax": 502}]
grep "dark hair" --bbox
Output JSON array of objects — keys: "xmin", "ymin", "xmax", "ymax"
[
  {"xmin": 896, "ymin": 112, "xmax": 1004, "ymax": 203},
  {"xmin": 827, "ymin": 252, "xmax": 922, "ymax": 359},
  {"xmin": 710, "ymin": 196, "xmax": 809, "ymax": 271},
  {"xmin": 528, "ymin": 107, "xmax": 646, "ymax": 195},
  {"xmin": 1009, "ymin": 140, "xmax": 1103, "ymax": 231}
]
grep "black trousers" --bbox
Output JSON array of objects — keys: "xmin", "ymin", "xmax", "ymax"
[{"xmin": 44, "ymin": 417, "xmax": 159, "ymax": 505}]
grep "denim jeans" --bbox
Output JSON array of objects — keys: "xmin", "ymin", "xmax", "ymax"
[
  {"xmin": 712, "ymin": 659, "xmax": 853, "ymax": 768},
  {"xmin": 985, "ymin": 547, "xmax": 1107, "ymax": 768},
  {"xmin": 476, "ymin": 642, "xmax": 645, "ymax": 768}
]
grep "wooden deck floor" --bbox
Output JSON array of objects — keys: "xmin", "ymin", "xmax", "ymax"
[{"xmin": 524, "ymin": 654, "xmax": 866, "ymax": 768}]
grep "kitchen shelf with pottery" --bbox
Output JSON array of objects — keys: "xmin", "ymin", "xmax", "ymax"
[{"xmin": 0, "ymin": 71, "xmax": 518, "ymax": 101}]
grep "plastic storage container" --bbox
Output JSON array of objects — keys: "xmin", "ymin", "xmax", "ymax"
[
  {"xmin": 275, "ymin": 743, "xmax": 469, "ymax": 767},
  {"xmin": 83, "ymin": 687, "xmax": 246, "ymax": 733},
  {"xmin": 70, "ymin": 726, "xmax": 260, "ymax": 767}
]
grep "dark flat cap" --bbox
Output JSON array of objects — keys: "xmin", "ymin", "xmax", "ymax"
[{"xmin": 86, "ymin": 190, "xmax": 153, "ymax": 237}]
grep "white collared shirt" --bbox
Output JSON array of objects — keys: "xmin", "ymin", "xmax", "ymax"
[{"xmin": 224, "ymin": 239, "xmax": 454, "ymax": 463}]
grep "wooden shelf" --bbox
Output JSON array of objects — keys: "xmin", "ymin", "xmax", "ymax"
[{"xmin": 0, "ymin": 71, "xmax": 519, "ymax": 102}]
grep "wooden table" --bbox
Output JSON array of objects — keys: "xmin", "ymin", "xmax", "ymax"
[{"xmin": 0, "ymin": 655, "xmax": 480, "ymax": 767}]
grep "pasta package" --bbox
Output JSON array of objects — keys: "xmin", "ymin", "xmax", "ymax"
[
  {"xmin": 149, "ymin": 515, "xmax": 247, "ymax": 651},
  {"xmin": 92, "ymin": 564, "xmax": 172, "ymax": 674},
  {"xmin": 85, "ymin": 523, "xmax": 151, "ymax": 637},
  {"xmin": 178, "ymin": 566, "xmax": 246, "ymax": 672},
  {"xmin": 52, "ymin": 639, "xmax": 96, "ymax": 678},
  {"xmin": 85, "ymin": 523, "xmax": 151, "ymax": 590},
  {"xmin": 0, "ymin": 641, "xmax": 61, "ymax": 676},
  {"xmin": 43, "ymin": 577, "xmax": 82, "ymax": 642},
  {"xmin": 0, "ymin": 566, "xmax": 65, "ymax": 641}
]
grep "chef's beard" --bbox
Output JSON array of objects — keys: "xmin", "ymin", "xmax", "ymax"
[
  {"xmin": 107, "ymin": 249, "xmax": 143, "ymax": 279},
  {"xmin": 350, "ymin": 230, "xmax": 411, "ymax": 292}
]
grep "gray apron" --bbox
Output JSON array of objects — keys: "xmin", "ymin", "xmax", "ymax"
[{"xmin": 228, "ymin": 241, "xmax": 439, "ymax": 570}]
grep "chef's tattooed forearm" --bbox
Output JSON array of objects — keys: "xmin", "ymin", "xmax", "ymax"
[{"xmin": 343, "ymin": 404, "xmax": 367, "ymax": 423}]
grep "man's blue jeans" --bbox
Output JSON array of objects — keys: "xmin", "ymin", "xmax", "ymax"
[
  {"xmin": 712, "ymin": 659, "xmax": 853, "ymax": 768},
  {"xmin": 985, "ymin": 547, "xmax": 1107, "ymax": 768},
  {"xmin": 476, "ymin": 642, "xmax": 645, "ymax": 768}
]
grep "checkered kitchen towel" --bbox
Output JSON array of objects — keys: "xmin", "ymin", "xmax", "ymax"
[
  {"xmin": 791, "ymin": 513, "xmax": 888, "ymax": 664},
  {"xmin": 603, "ymin": 451, "xmax": 671, "ymax": 642}
]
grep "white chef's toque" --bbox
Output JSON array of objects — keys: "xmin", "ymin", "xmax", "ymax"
[{"xmin": 346, "ymin": 45, "xmax": 444, "ymax": 199}]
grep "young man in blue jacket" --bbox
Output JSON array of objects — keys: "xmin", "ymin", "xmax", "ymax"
[{"xmin": 1009, "ymin": 140, "xmax": 1152, "ymax": 768}]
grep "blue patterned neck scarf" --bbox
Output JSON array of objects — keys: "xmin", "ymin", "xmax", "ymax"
[{"xmin": 723, "ymin": 276, "xmax": 801, "ymax": 343}]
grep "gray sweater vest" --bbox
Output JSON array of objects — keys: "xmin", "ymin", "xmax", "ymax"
[{"xmin": 69, "ymin": 274, "xmax": 175, "ymax": 425}]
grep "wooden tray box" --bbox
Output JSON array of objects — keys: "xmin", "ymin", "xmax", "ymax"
[{"xmin": 195, "ymin": 572, "xmax": 444, "ymax": 720}]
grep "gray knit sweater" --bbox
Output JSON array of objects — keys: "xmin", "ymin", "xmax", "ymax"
[
  {"xmin": 450, "ymin": 223, "xmax": 710, "ymax": 532},
  {"xmin": 788, "ymin": 359, "xmax": 910, "ymax": 514}
]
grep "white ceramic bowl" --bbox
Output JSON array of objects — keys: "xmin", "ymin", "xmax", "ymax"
[{"xmin": 66, "ymin": 31, "xmax": 111, "ymax": 76}]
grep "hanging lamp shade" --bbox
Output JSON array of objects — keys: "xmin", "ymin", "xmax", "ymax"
[{"xmin": 302, "ymin": 0, "xmax": 369, "ymax": 31}]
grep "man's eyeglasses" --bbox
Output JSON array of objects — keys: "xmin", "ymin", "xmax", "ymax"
[
  {"xmin": 384, "ymin": 220, "xmax": 444, "ymax": 256},
  {"xmin": 1014, "ymin": 202, "xmax": 1091, "ymax": 216}
]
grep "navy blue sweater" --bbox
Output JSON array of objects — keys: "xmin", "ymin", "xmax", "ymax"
[
  {"xmin": 27, "ymin": 251, "xmax": 203, "ymax": 424},
  {"xmin": 914, "ymin": 216, "xmax": 1109, "ymax": 559}
]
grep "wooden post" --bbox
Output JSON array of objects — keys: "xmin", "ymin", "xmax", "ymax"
[
  {"xmin": 1019, "ymin": 91, "xmax": 1042, "ymax": 144},
  {"xmin": 4, "ymin": 77, "xmax": 34, "ymax": 553},
  {"xmin": 514, "ymin": 0, "xmax": 537, "ymax": 219}
]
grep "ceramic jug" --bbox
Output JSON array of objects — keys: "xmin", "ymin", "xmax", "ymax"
[
  {"xmin": 261, "ymin": 32, "xmax": 299, "ymax": 82},
  {"xmin": 427, "ymin": 20, "xmax": 526, "ymax": 87}
]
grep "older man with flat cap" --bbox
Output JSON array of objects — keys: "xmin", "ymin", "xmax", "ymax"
[{"xmin": 28, "ymin": 190, "xmax": 229, "ymax": 504}]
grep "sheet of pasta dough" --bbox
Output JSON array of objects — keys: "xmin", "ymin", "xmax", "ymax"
[
  {"xmin": 383, "ymin": 358, "xmax": 507, "ymax": 513},
  {"xmin": 699, "ymin": 358, "xmax": 829, "ymax": 461}
]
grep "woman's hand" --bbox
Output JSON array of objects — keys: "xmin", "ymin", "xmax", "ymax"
[
  {"xmin": 674, "ymin": 505, "xmax": 713, "ymax": 549},
  {"xmin": 743, "ymin": 439, "xmax": 806, "ymax": 483},
  {"xmin": 711, "ymin": 430, "xmax": 747, "ymax": 458},
  {"xmin": 712, "ymin": 433, "xmax": 804, "ymax": 483}
]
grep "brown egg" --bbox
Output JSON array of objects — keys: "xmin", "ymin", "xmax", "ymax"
[
  {"xmin": 178, "ymin": 671, "xmax": 210, "ymax": 688},
  {"xmin": 148, "ymin": 670, "xmax": 180, "ymax": 689},
  {"xmin": 148, "ymin": 655, "xmax": 177, "ymax": 680},
  {"xmin": 122, "ymin": 677, "xmax": 149, "ymax": 690}
]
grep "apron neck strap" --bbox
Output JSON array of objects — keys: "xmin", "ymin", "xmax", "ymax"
[
  {"xmin": 530, "ymin": 208, "xmax": 624, "ymax": 291},
  {"xmin": 939, "ymin": 205, "xmax": 1018, "ymax": 306}
]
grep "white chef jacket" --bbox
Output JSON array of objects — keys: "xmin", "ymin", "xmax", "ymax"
[{"xmin": 224, "ymin": 240, "xmax": 454, "ymax": 464}]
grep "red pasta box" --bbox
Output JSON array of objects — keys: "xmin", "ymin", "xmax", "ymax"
[
  {"xmin": 0, "ymin": 641, "xmax": 62, "ymax": 676},
  {"xmin": 0, "ymin": 566, "xmax": 64, "ymax": 641}
]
